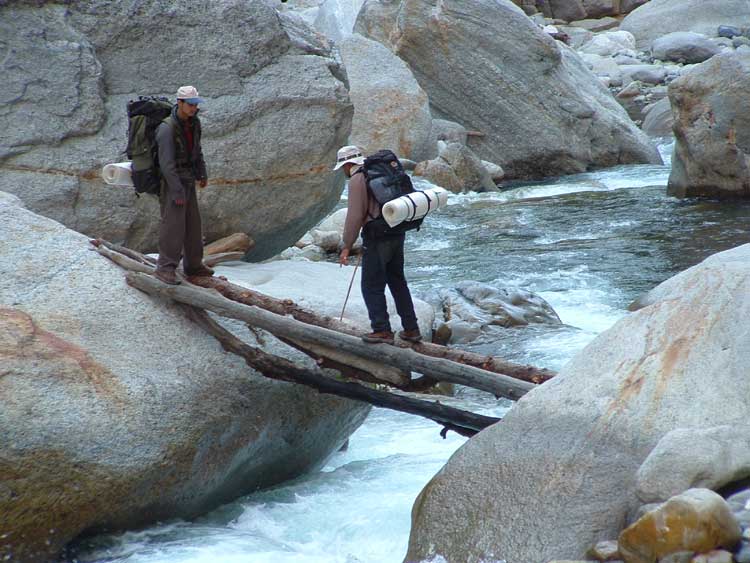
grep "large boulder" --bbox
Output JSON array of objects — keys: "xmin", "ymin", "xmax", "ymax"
[
  {"xmin": 339, "ymin": 34, "xmax": 435, "ymax": 161},
  {"xmin": 406, "ymin": 243, "xmax": 750, "ymax": 563},
  {"xmin": 621, "ymin": 0, "xmax": 750, "ymax": 49},
  {"xmin": 359, "ymin": 0, "xmax": 661, "ymax": 180},
  {"xmin": 668, "ymin": 51, "xmax": 750, "ymax": 199},
  {"xmin": 641, "ymin": 97, "xmax": 674, "ymax": 137},
  {"xmin": 0, "ymin": 1, "xmax": 353, "ymax": 261},
  {"xmin": 0, "ymin": 193, "xmax": 369, "ymax": 562},
  {"xmin": 652, "ymin": 32, "xmax": 722, "ymax": 64}
]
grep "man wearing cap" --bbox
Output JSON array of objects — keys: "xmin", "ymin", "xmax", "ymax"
[
  {"xmin": 153, "ymin": 85, "xmax": 213, "ymax": 285},
  {"xmin": 336, "ymin": 145, "xmax": 422, "ymax": 344}
]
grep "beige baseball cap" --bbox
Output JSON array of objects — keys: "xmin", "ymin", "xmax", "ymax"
[
  {"xmin": 176, "ymin": 85, "xmax": 204, "ymax": 104},
  {"xmin": 333, "ymin": 145, "xmax": 365, "ymax": 170}
]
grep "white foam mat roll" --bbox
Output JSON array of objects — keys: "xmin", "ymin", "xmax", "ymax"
[
  {"xmin": 101, "ymin": 161, "xmax": 134, "ymax": 186},
  {"xmin": 381, "ymin": 187, "xmax": 449, "ymax": 227}
]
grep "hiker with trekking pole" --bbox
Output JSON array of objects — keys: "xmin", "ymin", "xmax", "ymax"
[{"xmin": 335, "ymin": 145, "xmax": 423, "ymax": 345}]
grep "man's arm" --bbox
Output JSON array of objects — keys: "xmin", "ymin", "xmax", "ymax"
[
  {"xmin": 156, "ymin": 121, "xmax": 186, "ymax": 203},
  {"xmin": 339, "ymin": 171, "xmax": 369, "ymax": 265}
]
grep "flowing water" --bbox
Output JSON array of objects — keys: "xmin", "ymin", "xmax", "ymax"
[{"xmin": 73, "ymin": 140, "xmax": 750, "ymax": 563}]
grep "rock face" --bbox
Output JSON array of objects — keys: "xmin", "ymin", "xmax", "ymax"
[
  {"xmin": 621, "ymin": 0, "xmax": 750, "ymax": 49},
  {"xmin": 668, "ymin": 51, "xmax": 750, "ymax": 199},
  {"xmin": 360, "ymin": 0, "xmax": 661, "ymax": 180},
  {"xmin": 339, "ymin": 34, "xmax": 435, "ymax": 161},
  {"xmin": 619, "ymin": 489, "xmax": 742, "ymax": 563},
  {"xmin": 0, "ymin": 1, "xmax": 353, "ymax": 261},
  {"xmin": 406, "ymin": 243, "xmax": 750, "ymax": 563},
  {"xmin": 0, "ymin": 194, "xmax": 369, "ymax": 562}
]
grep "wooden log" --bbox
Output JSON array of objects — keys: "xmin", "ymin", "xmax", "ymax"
[
  {"xmin": 190, "ymin": 276, "xmax": 555, "ymax": 384},
  {"xmin": 203, "ymin": 252, "xmax": 245, "ymax": 268},
  {"xmin": 89, "ymin": 239, "xmax": 554, "ymax": 386},
  {"xmin": 204, "ymin": 233, "xmax": 254, "ymax": 256},
  {"xmin": 184, "ymin": 305, "xmax": 500, "ymax": 437},
  {"xmin": 126, "ymin": 272, "xmax": 535, "ymax": 400}
]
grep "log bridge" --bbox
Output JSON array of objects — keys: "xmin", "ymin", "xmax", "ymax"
[{"xmin": 90, "ymin": 238, "xmax": 556, "ymax": 438}]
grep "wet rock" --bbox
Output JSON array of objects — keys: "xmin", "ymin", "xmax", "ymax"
[
  {"xmin": 621, "ymin": 0, "xmax": 750, "ymax": 49},
  {"xmin": 668, "ymin": 50, "xmax": 750, "ymax": 199},
  {"xmin": 0, "ymin": 1, "xmax": 352, "ymax": 262},
  {"xmin": 719, "ymin": 25, "xmax": 743, "ymax": 39},
  {"xmin": 586, "ymin": 539, "xmax": 621, "ymax": 561},
  {"xmin": 481, "ymin": 160, "xmax": 505, "ymax": 183},
  {"xmin": 406, "ymin": 244, "xmax": 750, "ymax": 563},
  {"xmin": 635, "ymin": 426, "xmax": 750, "ymax": 503},
  {"xmin": 734, "ymin": 36, "xmax": 750, "ymax": 49},
  {"xmin": 652, "ymin": 32, "xmax": 722, "ymax": 64},
  {"xmin": 414, "ymin": 142, "xmax": 497, "ymax": 193},
  {"xmin": 360, "ymin": 0, "xmax": 661, "ymax": 180},
  {"xmin": 641, "ymin": 97, "xmax": 674, "ymax": 137},
  {"xmin": 619, "ymin": 489, "xmax": 742, "ymax": 563},
  {"xmin": 427, "ymin": 281, "xmax": 561, "ymax": 344},
  {"xmin": 0, "ymin": 194, "xmax": 370, "ymax": 562},
  {"xmin": 339, "ymin": 33, "xmax": 436, "ymax": 161}
]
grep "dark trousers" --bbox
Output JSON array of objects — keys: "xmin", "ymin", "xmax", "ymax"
[
  {"xmin": 360, "ymin": 234, "xmax": 419, "ymax": 333},
  {"xmin": 156, "ymin": 182, "xmax": 204, "ymax": 272}
]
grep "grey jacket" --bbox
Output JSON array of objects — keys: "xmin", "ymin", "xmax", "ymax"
[{"xmin": 156, "ymin": 106, "xmax": 208, "ymax": 201}]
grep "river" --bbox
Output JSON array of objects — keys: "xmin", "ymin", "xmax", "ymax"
[{"xmin": 72, "ymin": 140, "xmax": 750, "ymax": 563}]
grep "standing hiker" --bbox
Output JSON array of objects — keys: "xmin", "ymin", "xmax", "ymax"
[
  {"xmin": 335, "ymin": 145, "xmax": 422, "ymax": 344},
  {"xmin": 154, "ymin": 85, "xmax": 213, "ymax": 285}
]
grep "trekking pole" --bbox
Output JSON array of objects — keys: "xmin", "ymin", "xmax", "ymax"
[{"xmin": 340, "ymin": 253, "xmax": 362, "ymax": 322}]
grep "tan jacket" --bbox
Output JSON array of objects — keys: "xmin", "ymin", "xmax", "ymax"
[{"xmin": 342, "ymin": 166, "xmax": 381, "ymax": 249}]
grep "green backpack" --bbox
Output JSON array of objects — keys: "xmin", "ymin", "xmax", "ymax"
[{"xmin": 125, "ymin": 96, "xmax": 173, "ymax": 195}]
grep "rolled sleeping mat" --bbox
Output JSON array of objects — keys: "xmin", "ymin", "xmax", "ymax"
[
  {"xmin": 382, "ymin": 187, "xmax": 449, "ymax": 228},
  {"xmin": 101, "ymin": 161, "xmax": 134, "ymax": 186}
]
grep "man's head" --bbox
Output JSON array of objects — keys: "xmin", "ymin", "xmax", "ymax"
[
  {"xmin": 333, "ymin": 145, "xmax": 365, "ymax": 177},
  {"xmin": 176, "ymin": 85, "xmax": 204, "ymax": 119}
]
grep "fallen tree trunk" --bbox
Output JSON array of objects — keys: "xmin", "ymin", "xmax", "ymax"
[
  {"xmin": 126, "ymin": 272, "xmax": 534, "ymax": 401},
  {"xmin": 90, "ymin": 239, "xmax": 553, "ymax": 388},
  {"xmin": 184, "ymin": 305, "xmax": 499, "ymax": 437},
  {"xmin": 191, "ymin": 276, "xmax": 555, "ymax": 384}
]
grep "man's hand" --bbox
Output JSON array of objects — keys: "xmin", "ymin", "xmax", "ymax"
[
  {"xmin": 198, "ymin": 179, "xmax": 207, "ymax": 189},
  {"xmin": 339, "ymin": 247, "xmax": 350, "ymax": 267}
]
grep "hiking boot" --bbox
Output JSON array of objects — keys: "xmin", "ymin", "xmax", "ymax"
[
  {"xmin": 361, "ymin": 330, "xmax": 395, "ymax": 344},
  {"xmin": 154, "ymin": 268, "xmax": 180, "ymax": 285},
  {"xmin": 184, "ymin": 264, "xmax": 214, "ymax": 277},
  {"xmin": 398, "ymin": 329, "xmax": 423, "ymax": 343}
]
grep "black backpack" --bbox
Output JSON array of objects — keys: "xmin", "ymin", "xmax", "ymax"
[
  {"xmin": 359, "ymin": 149, "xmax": 424, "ymax": 238},
  {"xmin": 125, "ymin": 96, "xmax": 173, "ymax": 196}
]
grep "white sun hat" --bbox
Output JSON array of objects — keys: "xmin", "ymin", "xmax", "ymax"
[
  {"xmin": 176, "ymin": 85, "xmax": 204, "ymax": 104},
  {"xmin": 333, "ymin": 145, "xmax": 365, "ymax": 171}
]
